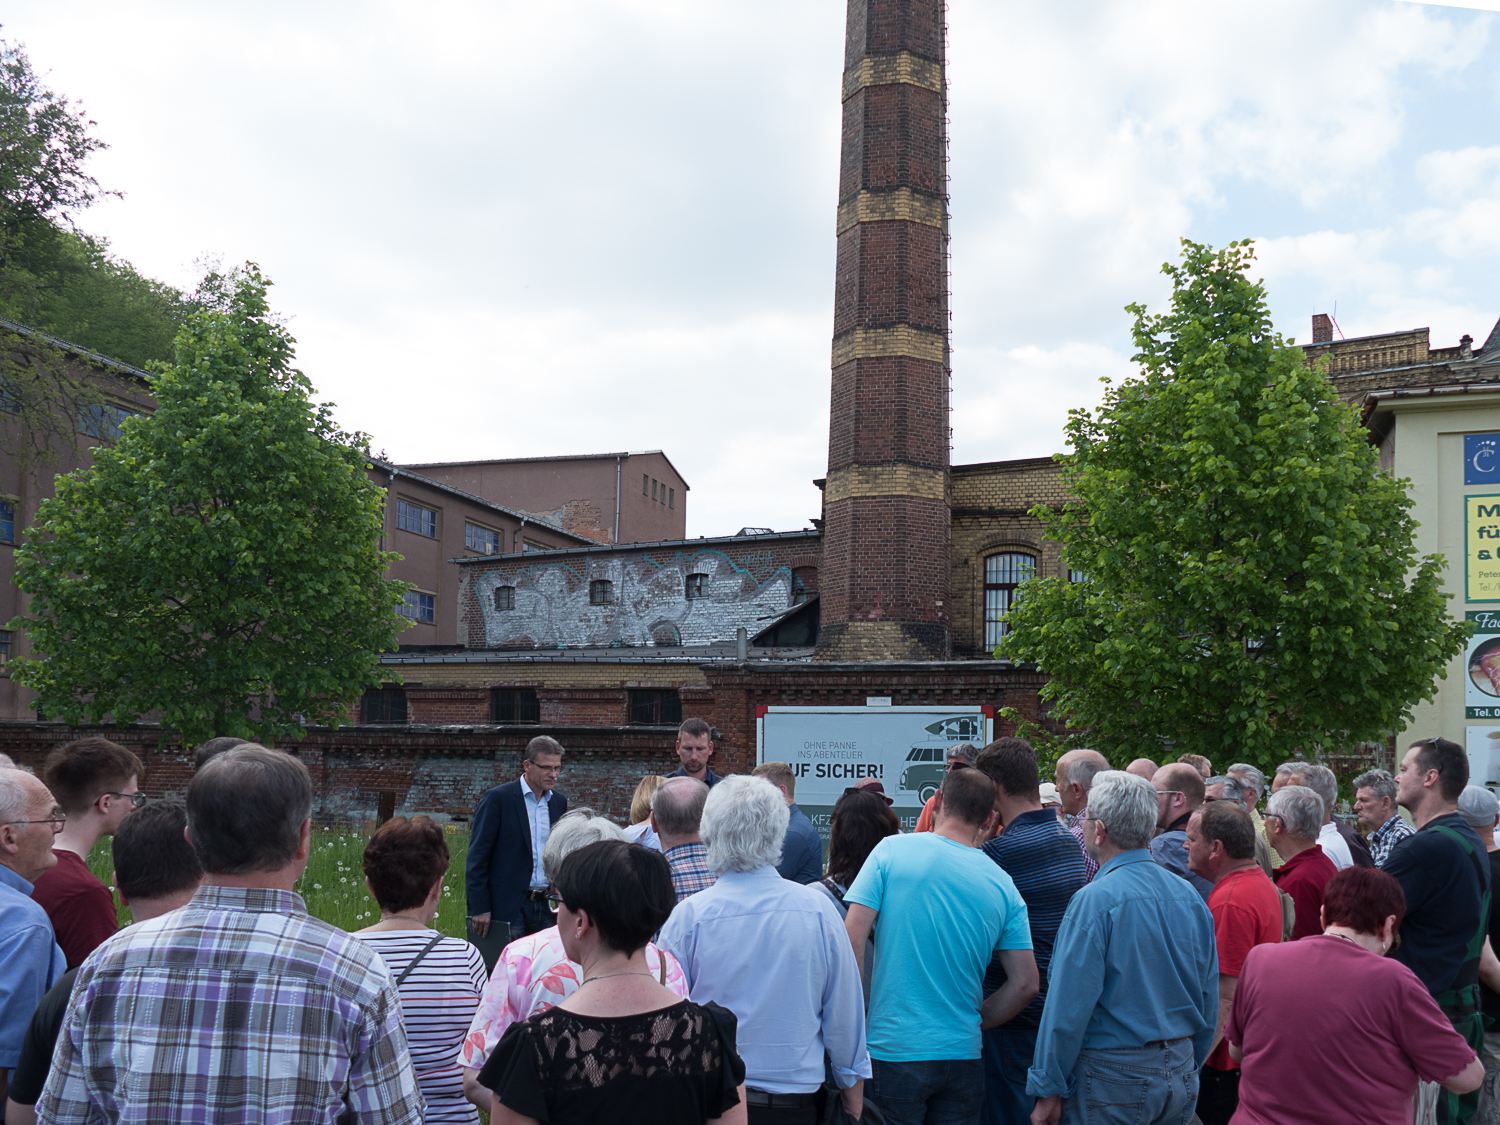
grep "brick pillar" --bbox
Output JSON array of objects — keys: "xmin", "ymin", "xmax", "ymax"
[{"xmin": 815, "ymin": 0, "xmax": 952, "ymax": 661}]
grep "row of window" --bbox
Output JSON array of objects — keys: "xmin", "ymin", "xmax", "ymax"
[
  {"xmin": 360, "ymin": 686, "xmax": 682, "ymax": 725},
  {"xmin": 396, "ymin": 497, "xmax": 543, "ymax": 556},
  {"xmin": 644, "ymin": 474, "xmax": 675, "ymax": 509},
  {"xmin": 0, "ymin": 387, "xmax": 141, "ymax": 443},
  {"xmin": 492, "ymin": 574, "xmax": 712, "ymax": 611}
]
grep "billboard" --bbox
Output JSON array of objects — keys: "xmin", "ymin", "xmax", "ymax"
[
  {"xmin": 1466, "ymin": 495, "xmax": 1500, "ymax": 603},
  {"xmin": 756, "ymin": 705, "xmax": 995, "ymax": 845}
]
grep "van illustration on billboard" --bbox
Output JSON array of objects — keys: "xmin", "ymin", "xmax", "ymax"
[
  {"xmin": 924, "ymin": 716, "xmax": 982, "ymax": 742},
  {"xmin": 899, "ymin": 746, "xmax": 948, "ymax": 802}
]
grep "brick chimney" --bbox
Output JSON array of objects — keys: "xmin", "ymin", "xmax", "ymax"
[
  {"xmin": 815, "ymin": 0, "xmax": 951, "ymax": 662},
  {"xmin": 1312, "ymin": 313, "xmax": 1333, "ymax": 344}
]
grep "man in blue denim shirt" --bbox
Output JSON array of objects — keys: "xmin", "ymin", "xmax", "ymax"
[{"xmin": 1028, "ymin": 771, "xmax": 1218, "ymax": 1125}]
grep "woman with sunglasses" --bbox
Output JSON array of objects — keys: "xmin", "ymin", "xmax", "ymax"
[
  {"xmin": 478, "ymin": 839, "xmax": 746, "ymax": 1125},
  {"xmin": 460, "ymin": 810, "xmax": 688, "ymax": 1108}
]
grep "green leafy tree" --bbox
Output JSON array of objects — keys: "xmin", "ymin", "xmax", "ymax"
[
  {"xmin": 1002, "ymin": 240, "xmax": 1467, "ymax": 773},
  {"xmin": 10, "ymin": 268, "xmax": 409, "ymax": 744}
]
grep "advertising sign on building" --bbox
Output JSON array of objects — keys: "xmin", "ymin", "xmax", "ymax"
[
  {"xmin": 1464, "ymin": 612, "xmax": 1500, "ymax": 719},
  {"xmin": 757, "ymin": 705, "xmax": 994, "ymax": 843},
  {"xmin": 1466, "ymin": 496, "xmax": 1500, "ymax": 602},
  {"xmin": 1465, "ymin": 434, "xmax": 1500, "ymax": 486}
]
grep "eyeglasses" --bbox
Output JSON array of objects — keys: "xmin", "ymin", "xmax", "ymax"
[
  {"xmin": 947, "ymin": 761, "xmax": 972, "ymax": 772},
  {"xmin": 104, "ymin": 792, "xmax": 148, "ymax": 809},
  {"xmin": 1154, "ymin": 789, "xmax": 1184, "ymax": 799},
  {"xmin": 1263, "ymin": 813, "xmax": 1284, "ymax": 825},
  {"xmin": 545, "ymin": 891, "xmax": 565, "ymax": 914},
  {"xmin": 6, "ymin": 812, "xmax": 67, "ymax": 830}
]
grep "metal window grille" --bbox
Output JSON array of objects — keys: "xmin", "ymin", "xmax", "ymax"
[
  {"xmin": 362, "ymin": 689, "xmax": 408, "ymax": 723},
  {"xmin": 396, "ymin": 500, "xmax": 437, "ymax": 538},
  {"xmin": 590, "ymin": 579, "xmax": 613, "ymax": 605},
  {"xmin": 494, "ymin": 586, "xmax": 516, "ymax": 611},
  {"xmin": 465, "ymin": 523, "xmax": 500, "ymax": 554},
  {"xmin": 685, "ymin": 573, "xmax": 707, "ymax": 599},
  {"xmin": 0, "ymin": 499, "xmax": 13, "ymax": 543},
  {"xmin": 984, "ymin": 553, "xmax": 1036, "ymax": 647},
  {"xmin": 400, "ymin": 591, "xmax": 436, "ymax": 624},
  {"xmin": 491, "ymin": 688, "xmax": 540, "ymax": 723},
  {"xmin": 629, "ymin": 690, "xmax": 682, "ymax": 725}
]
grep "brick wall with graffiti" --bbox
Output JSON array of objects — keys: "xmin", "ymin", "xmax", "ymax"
[{"xmin": 456, "ymin": 532, "xmax": 823, "ymax": 649}]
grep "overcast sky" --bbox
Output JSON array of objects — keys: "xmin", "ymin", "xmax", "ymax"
[{"xmin": 5, "ymin": 0, "xmax": 1499, "ymax": 536}]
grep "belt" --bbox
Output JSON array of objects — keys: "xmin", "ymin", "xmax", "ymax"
[
  {"xmin": 525, "ymin": 888, "xmax": 549, "ymax": 902},
  {"xmin": 745, "ymin": 1089, "xmax": 818, "ymax": 1107},
  {"xmin": 1145, "ymin": 1036, "xmax": 1190, "ymax": 1048}
]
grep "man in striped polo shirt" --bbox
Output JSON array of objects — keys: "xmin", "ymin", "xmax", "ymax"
[{"xmin": 978, "ymin": 739, "xmax": 1091, "ymax": 1125}]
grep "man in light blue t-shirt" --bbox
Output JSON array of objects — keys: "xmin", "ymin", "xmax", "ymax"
[{"xmin": 846, "ymin": 765, "xmax": 1038, "ymax": 1125}]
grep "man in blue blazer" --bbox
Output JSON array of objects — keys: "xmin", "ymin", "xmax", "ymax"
[{"xmin": 466, "ymin": 736, "xmax": 567, "ymax": 966}]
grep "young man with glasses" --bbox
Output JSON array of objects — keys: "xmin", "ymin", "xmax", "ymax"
[{"xmin": 33, "ymin": 738, "xmax": 145, "ymax": 968}]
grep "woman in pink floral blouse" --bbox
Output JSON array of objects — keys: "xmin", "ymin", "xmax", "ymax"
[{"xmin": 458, "ymin": 809, "xmax": 689, "ymax": 1107}]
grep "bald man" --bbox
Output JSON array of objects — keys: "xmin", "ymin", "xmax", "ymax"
[
  {"xmin": 1055, "ymin": 749, "xmax": 1110, "ymax": 880},
  {"xmin": 1126, "ymin": 759, "xmax": 1158, "ymax": 781},
  {"xmin": 1150, "ymin": 763, "xmax": 1213, "ymax": 900}
]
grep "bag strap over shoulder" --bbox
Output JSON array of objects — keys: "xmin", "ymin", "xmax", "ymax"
[{"xmin": 393, "ymin": 934, "xmax": 446, "ymax": 989}]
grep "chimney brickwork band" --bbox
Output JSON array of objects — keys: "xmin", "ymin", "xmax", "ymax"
[{"xmin": 816, "ymin": 0, "xmax": 953, "ymax": 662}]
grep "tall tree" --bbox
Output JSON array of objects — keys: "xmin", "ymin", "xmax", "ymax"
[
  {"xmin": 1002, "ymin": 240, "xmax": 1467, "ymax": 773},
  {"xmin": 10, "ymin": 268, "xmax": 409, "ymax": 744}
]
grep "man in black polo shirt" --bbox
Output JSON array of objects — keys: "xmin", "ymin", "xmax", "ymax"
[{"xmin": 1386, "ymin": 737, "xmax": 1492, "ymax": 1125}]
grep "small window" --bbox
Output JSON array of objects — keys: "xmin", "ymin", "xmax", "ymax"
[
  {"xmin": 465, "ymin": 522, "xmax": 501, "ymax": 554},
  {"xmin": 669, "ymin": 488, "xmax": 674, "ymax": 509},
  {"xmin": 629, "ymin": 689, "xmax": 682, "ymax": 725},
  {"xmin": 491, "ymin": 688, "xmax": 540, "ymax": 723},
  {"xmin": 396, "ymin": 499, "xmax": 438, "ymax": 538},
  {"xmin": 494, "ymin": 585, "xmax": 516, "ymax": 611},
  {"xmin": 643, "ymin": 473, "xmax": 650, "ymax": 496},
  {"xmin": 652, "ymin": 479, "xmax": 658, "ymax": 500},
  {"xmin": 522, "ymin": 539, "xmax": 546, "ymax": 554},
  {"xmin": 0, "ymin": 629, "xmax": 11, "ymax": 658},
  {"xmin": 362, "ymin": 688, "xmax": 408, "ymax": 724},
  {"xmin": 1069, "ymin": 569, "xmax": 1087, "ymax": 583},
  {"xmin": 399, "ymin": 591, "xmax": 436, "ymax": 624},
  {"xmin": 685, "ymin": 573, "xmax": 707, "ymax": 599},
  {"xmin": 0, "ymin": 499, "xmax": 13, "ymax": 543},
  {"xmin": 590, "ymin": 579, "xmax": 614, "ymax": 606},
  {"xmin": 78, "ymin": 403, "xmax": 138, "ymax": 442}
]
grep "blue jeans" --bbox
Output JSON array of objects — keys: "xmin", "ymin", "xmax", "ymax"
[
  {"xmin": 1061, "ymin": 1041, "xmax": 1197, "ymax": 1125},
  {"xmin": 870, "ymin": 1057, "xmax": 984, "ymax": 1125},
  {"xmin": 982, "ymin": 1026, "xmax": 1038, "ymax": 1125}
]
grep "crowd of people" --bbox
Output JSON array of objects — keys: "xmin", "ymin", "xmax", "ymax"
[{"xmin": 0, "ymin": 725, "xmax": 1494, "ymax": 1125}]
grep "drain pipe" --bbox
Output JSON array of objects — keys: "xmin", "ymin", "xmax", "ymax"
[
  {"xmin": 736, "ymin": 626, "xmax": 748, "ymax": 662},
  {"xmin": 512, "ymin": 516, "xmax": 527, "ymax": 555},
  {"xmin": 614, "ymin": 454, "xmax": 622, "ymax": 544}
]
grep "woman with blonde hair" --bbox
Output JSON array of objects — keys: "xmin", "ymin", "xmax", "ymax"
[{"xmin": 623, "ymin": 774, "xmax": 665, "ymax": 850}]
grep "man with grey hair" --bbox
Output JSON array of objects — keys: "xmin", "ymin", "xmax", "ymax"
[
  {"xmin": 1265, "ymin": 784, "xmax": 1337, "ymax": 941},
  {"xmin": 650, "ymin": 775, "xmax": 715, "ymax": 902},
  {"xmin": 37, "ymin": 745, "xmax": 422, "ymax": 1124},
  {"xmin": 1226, "ymin": 763, "xmax": 1278, "ymax": 870},
  {"xmin": 914, "ymin": 741, "xmax": 981, "ymax": 832},
  {"xmin": 1354, "ymin": 767, "xmax": 1415, "ymax": 868},
  {"xmin": 1055, "ymin": 748, "xmax": 1110, "ymax": 880},
  {"xmin": 1280, "ymin": 761, "xmax": 1372, "ymax": 870},
  {"xmin": 1205, "ymin": 776, "xmax": 1273, "ymax": 877},
  {"xmin": 0, "ymin": 769, "xmax": 67, "ymax": 1114},
  {"xmin": 1028, "ymin": 771, "xmax": 1218, "ymax": 1125},
  {"xmin": 660, "ymin": 774, "xmax": 869, "ymax": 1123}
]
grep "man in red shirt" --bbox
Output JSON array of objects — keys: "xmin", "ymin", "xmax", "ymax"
[
  {"xmin": 1187, "ymin": 801, "xmax": 1283, "ymax": 1125},
  {"xmin": 31, "ymin": 738, "xmax": 144, "ymax": 968},
  {"xmin": 1266, "ymin": 784, "xmax": 1338, "ymax": 942}
]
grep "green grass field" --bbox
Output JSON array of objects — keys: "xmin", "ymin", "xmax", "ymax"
[{"xmin": 87, "ymin": 826, "xmax": 474, "ymax": 937}]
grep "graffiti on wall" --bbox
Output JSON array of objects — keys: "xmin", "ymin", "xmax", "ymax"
[{"xmin": 469, "ymin": 548, "xmax": 796, "ymax": 647}]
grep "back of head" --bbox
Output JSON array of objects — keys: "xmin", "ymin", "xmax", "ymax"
[
  {"xmin": 1061, "ymin": 748, "xmax": 1109, "ymax": 790},
  {"xmin": 1204, "ymin": 775, "xmax": 1246, "ymax": 805},
  {"xmin": 44, "ymin": 737, "xmax": 145, "ymax": 815},
  {"xmin": 555, "ymin": 838, "xmax": 676, "ymax": 953},
  {"xmin": 1267, "ymin": 784, "xmax": 1323, "ymax": 840},
  {"xmin": 1287, "ymin": 763, "xmax": 1337, "ymax": 814},
  {"xmin": 752, "ymin": 760, "xmax": 797, "ymax": 799},
  {"xmin": 363, "ymin": 815, "xmax": 450, "ymax": 913},
  {"xmin": 187, "ymin": 745, "xmax": 311, "ymax": 875},
  {"xmin": 629, "ymin": 775, "xmax": 665, "ymax": 825},
  {"xmin": 1458, "ymin": 785, "xmax": 1500, "ymax": 830},
  {"xmin": 1196, "ymin": 801, "xmax": 1256, "ymax": 860},
  {"xmin": 0, "ymin": 753, "xmax": 15, "ymax": 769},
  {"xmin": 1226, "ymin": 763, "xmax": 1266, "ymax": 801},
  {"xmin": 1323, "ymin": 867, "xmax": 1406, "ymax": 935},
  {"xmin": 1087, "ymin": 771, "xmax": 1158, "ymax": 851},
  {"xmin": 542, "ymin": 808, "xmax": 626, "ymax": 884},
  {"xmin": 1178, "ymin": 753, "xmax": 1213, "ymax": 778},
  {"xmin": 976, "ymin": 739, "xmax": 1040, "ymax": 801},
  {"xmin": 1157, "ymin": 762, "xmax": 1206, "ymax": 810},
  {"xmin": 193, "ymin": 736, "xmax": 248, "ymax": 772},
  {"xmin": 1352, "ymin": 768, "xmax": 1397, "ymax": 805},
  {"xmin": 112, "ymin": 799, "xmax": 202, "ymax": 901},
  {"xmin": 827, "ymin": 788, "xmax": 900, "ymax": 885},
  {"xmin": 938, "ymin": 765, "xmax": 998, "ymax": 828},
  {"xmin": 1125, "ymin": 758, "xmax": 1158, "ymax": 780},
  {"xmin": 652, "ymin": 776, "xmax": 709, "ymax": 837},
  {"xmin": 700, "ymin": 774, "xmax": 789, "ymax": 874},
  {"xmin": 1411, "ymin": 737, "xmax": 1469, "ymax": 803}
]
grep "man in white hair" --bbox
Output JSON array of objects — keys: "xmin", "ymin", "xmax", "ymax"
[
  {"xmin": 659, "ymin": 774, "xmax": 869, "ymax": 1124},
  {"xmin": 1028, "ymin": 771, "xmax": 1218, "ymax": 1125}
]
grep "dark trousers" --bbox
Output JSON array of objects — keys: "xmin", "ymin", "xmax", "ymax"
[
  {"xmin": 467, "ymin": 896, "xmax": 554, "ymax": 973},
  {"xmin": 869, "ymin": 1057, "xmax": 984, "ymax": 1125},
  {"xmin": 982, "ymin": 1026, "xmax": 1037, "ymax": 1125},
  {"xmin": 1194, "ymin": 1064, "xmax": 1240, "ymax": 1125},
  {"xmin": 749, "ymin": 1102, "xmax": 819, "ymax": 1125},
  {"xmin": 518, "ymin": 896, "xmax": 553, "ymax": 936}
]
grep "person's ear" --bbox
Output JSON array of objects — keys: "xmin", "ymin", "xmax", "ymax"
[
  {"xmin": 649, "ymin": 810, "xmax": 659, "ymax": 833},
  {"xmin": 112, "ymin": 869, "xmax": 130, "ymax": 908},
  {"xmin": 932, "ymin": 789, "xmax": 944, "ymax": 814},
  {"xmin": 296, "ymin": 817, "xmax": 311, "ymax": 862},
  {"xmin": 1319, "ymin": 904, "xmax": 1327, "ymax": 930}
]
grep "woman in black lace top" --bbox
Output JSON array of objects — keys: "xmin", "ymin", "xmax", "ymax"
[{"xmin": 479, "ymin": 839, "xmax": 746, "ymax": 1125}]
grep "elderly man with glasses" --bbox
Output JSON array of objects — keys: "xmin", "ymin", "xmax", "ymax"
[{"xmin": 0, "ymin": 768, "xmax": 69, "ymax": 1112}]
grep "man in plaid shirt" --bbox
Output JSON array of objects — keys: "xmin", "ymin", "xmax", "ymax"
[
  {"xmin": 1354, "ymin": 767, "xmax": 1416, "ymax": 868},
  {"xmin": 37, "ymin": 746, "xmax": 423, "ymax": 1125},
  {"xmin": 652, "ymin": 776, "xmax": 717, "ymax": 902}
]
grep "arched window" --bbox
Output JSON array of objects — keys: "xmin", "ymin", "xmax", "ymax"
[{"xmin": 984, "ymin": 552, "xmax": 1036, "ymax": 648}]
